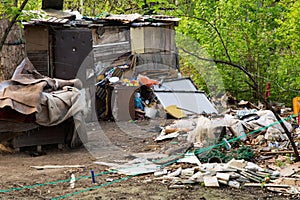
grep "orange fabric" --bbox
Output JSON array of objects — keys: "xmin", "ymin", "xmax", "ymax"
[{"xmin": 138, "ymin": 75, "xmax": 160, "ymax": 87}]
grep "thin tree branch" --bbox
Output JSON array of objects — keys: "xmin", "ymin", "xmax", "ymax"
[
  {"xmin": 179, "ymin": 47, "xmax": 300, "ymax": 161},
  {"xmin": 180, "ymin": 47, "xmax": 258, "ymax": 90},
  {"xmin": 0, "ymin": 0, "xmax": 29, "ymax": 52},
  {"xmin": 183, "ymin": 15, "xmax": 232, "ymax": 63}
]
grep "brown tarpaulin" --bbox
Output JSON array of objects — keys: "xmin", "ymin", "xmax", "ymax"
[{"xmin": 0, "ymin": 58, "xmax": 87, "ymax": 147}]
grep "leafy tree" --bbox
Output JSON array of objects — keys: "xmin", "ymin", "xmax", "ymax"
[{"xmin": 1, "ymin": 0, "xmax": 299, "ymax": 106}]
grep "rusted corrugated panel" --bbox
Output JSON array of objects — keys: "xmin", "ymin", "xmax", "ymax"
[{"xmin": 103, "ymin": 13, "xmax": 141, "ymax": 23}]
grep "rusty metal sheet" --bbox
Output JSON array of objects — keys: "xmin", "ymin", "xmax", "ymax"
[
  {"xmin": 53, "ymin": 28, "xmax": 93, "ymax": 80},
  {"xmin": 111, "ymin": 85, "xmax": 138, "ymax": 121}
]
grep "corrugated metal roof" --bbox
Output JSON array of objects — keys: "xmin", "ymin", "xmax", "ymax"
[
  {"xmin": 103, "ymin": 13, "xmax": 142, "ymax": 23},
  {"xmin": 31, "ymin": 17, "xmax": 69, "ymax": 24}
]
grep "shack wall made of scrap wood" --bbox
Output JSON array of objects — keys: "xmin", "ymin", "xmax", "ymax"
[
  {"xmin": 130, "ymin": 24, "xmax": 176, "ymax": 54},
  {"xmin": 92, "ymin": 26, "xmax": 130, "ymax": 74},
  {"xmin": 0, "ymin": 19, "xmax": 26, "ymax": 81},
  {"xmin": 24, "ymin": 25, "xmax": 50, "ymax": 76},
  {"xmin": 130, "ymin": 24, "xmax": 179, "ymax": 80},
  {"xmin": 23, "ymin": 21, "xmax": 179, "ymax": 80}
]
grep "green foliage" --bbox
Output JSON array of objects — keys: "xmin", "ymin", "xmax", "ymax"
[
  {"xmin": 0, "ymin": 0, "xmax": 42, "ymax": 21},
  {"xmin": 0, "ymin": 0, "xmax": 20, "ymax": 19},
  {"xmin": 170, "ymin": 0, "xmax": 300, "ymax": 106},
  {"xmin": 1, "ymin": 0, "xmax": 299, "ymax": 106},
  {"xmin": 197, "ymin": 145, "xmax": 254, "ymax": 163}
]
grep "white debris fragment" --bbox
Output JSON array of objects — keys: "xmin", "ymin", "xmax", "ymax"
[
  {"xmin": 167, "ymin": 167, "xmax": 182, "ymax": 177},
  {"xmin": 177, "ymin": 153, "xmax": 202, "ymax": 167},
  {"xmin": 169, "ymin": 184, "xmax": 186, "ymax": 189},
  {"xmin": 181, "ymin": 168, "xmax": 195, "ymax": 178},
  {"xmin": 228, "ymin": 180, "xmax": 240, "ymax": 188},
  {"xmin": 70, "ymin": 174, "xmax": 75, "ymax": 189},
  {"xmin": 154, "ymin": 169, "xmax": 168, "ymax": 177},
  {"xmin": 203, "ymin": 176, "xmax": 219, "ymax": 187},
  {"xmin": 216, "ymin": 172, "xmax": 230, "ymax": 181},
  {"xmin": 227, "ymin": 159, "xmax": 247, "ymax": 170},
  {"xmin": 245, "ymin": 161, "xmax": 263, "ymax": 171},
  {"xmin": 189, "ymin": 171, "xmax": 205, "ymax": 183}
]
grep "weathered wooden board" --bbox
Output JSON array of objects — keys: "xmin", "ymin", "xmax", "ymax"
[
  {"xmin": 24, "ymin": 26, "xmax": 49, "ymax": 51},
  {"xmin": 27, "ymin": 50, "xmax": 49, "ymax": 76},
  {"xmin": 130, "ymin": 27, "xmax": 145, "ymax": 54}
]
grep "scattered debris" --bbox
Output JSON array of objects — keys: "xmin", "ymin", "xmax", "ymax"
[
  {"xmin": 94, "ymin": 152, "xmax": 167, "ymax": 175},
  {"xmin": 70, "ymin": 174, "xmax": 76, "ymax": 189},
  {"xmin": 280, "ymin": 162, "xmax": 300, "ymax": 177},
  {"xmin": 203, "ymin": 176, "xmax": 219, "ymax": 187}
]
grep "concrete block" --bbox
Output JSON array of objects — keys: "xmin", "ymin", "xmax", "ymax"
[{"xmin": 203, "ymin": 176, "xmax": 219, "ymax": 187}]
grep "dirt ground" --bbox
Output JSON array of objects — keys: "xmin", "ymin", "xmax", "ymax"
[{"xmin": 0, "ymin": 121, "xmax": 297, "ymax": 199}]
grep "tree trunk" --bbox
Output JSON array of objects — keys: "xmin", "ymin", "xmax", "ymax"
[{"xmin": 0, "ymin": 18, "xmax": 25, "ymax": 81}]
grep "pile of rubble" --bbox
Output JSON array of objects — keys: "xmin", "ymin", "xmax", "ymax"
[
  {"xmin": 146, "ymin": 97, "xmax": 300, "ymax": 196},
  {"xmin": 152, "ymin": 156, "xmax": 300, "ymax": 195},
  {"xmin": 95, "ymin": 92, "xmax": 300, "ymax": 196}
]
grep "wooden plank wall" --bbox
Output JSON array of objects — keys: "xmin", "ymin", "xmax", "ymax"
[
  {"xmin": 130, "ymin": 24, "xmax": 178, "ymax": 79},
  {"xmin": 24, "ymin": 26, "xmax": 49, "ymax": 76},
  {"xmin": 0, "ymin": 19, "xmax": 26, "ymax": 81},
  {"xmin": 131, "ymin": 25, "xmax": 176, "ymax": 53}
]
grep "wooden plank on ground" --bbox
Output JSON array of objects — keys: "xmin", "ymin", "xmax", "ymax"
[{"xmin": 30, "ymin": 165, "xmax": 85, "ymax": 170}]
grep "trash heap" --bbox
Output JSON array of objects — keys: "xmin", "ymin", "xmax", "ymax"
[
  {"xmin": 151, "ymin": 155, "xmax": 300, "ymax": 195},
  {"xmin": 148, "ymin": 97, "xmax": 300, "ymax": 196}
]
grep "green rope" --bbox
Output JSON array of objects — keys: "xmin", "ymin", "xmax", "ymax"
[
  {"xmin": 0, "ymin": 170, "xmax": 117, "ymax": 193},
  {"xmin": 1, "ymin": 113, "xmax": 298, "ymax": 199},
  {"xmin": 46, "ymin": 113, "xmax": 300, "ymax": 199},
  {"xmin": 51, "ymin": 175, "xmax": 136, "ymax": 200}
]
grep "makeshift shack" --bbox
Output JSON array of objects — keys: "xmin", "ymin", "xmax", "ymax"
[
  {"xmin": 22, "ymin": 1, "xmax": 216, "ymax": 122},
  {"xmin": 23, "ymin": 13, "xmax": 179, "ymax": 79},
  {"xmin": 22, "ymin": 11, "xmax": 180, "ymax": 118}
]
